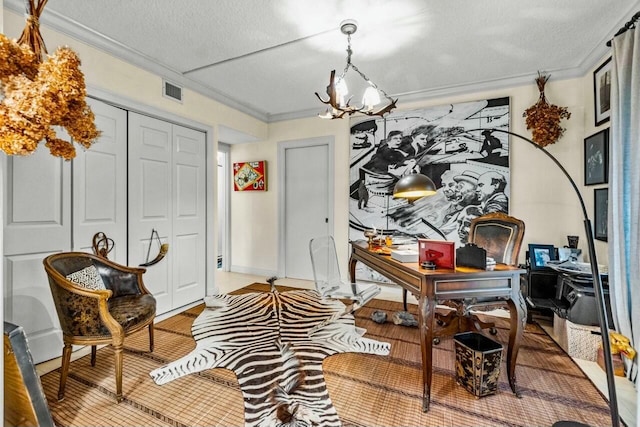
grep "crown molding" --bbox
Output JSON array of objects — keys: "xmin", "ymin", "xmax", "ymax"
[
  {"xmin": 5, "ymin": 0, "xmax": 630, "ymax": 124},
  {"xmin": 4, "ymin": 0, "xmax": 270, "ymax": 122}
]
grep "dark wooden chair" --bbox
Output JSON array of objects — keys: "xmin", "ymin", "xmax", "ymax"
[
  {"xmin": 43, "ymin": 252, "xmax": 156, "ymax": 403},
  {"xmin": 435, "ymin": 212, "xmax": 525, "ymax": 338},
  {"xmin": 469, "ymin": 212, "xmax": 525, "ymax": 266}
]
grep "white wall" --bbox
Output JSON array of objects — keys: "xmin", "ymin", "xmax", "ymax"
[
  {"xmin": 230, "ymin": 74, "xmax": 612, "ymax": 277},
  {"xmin": 3, "ymin": 7, "xmax": 611, "ymax": 287}
]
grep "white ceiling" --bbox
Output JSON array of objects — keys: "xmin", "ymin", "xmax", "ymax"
[{"xmin": 4, "ymin": 0, "xmax": 639, "ymax": 125}]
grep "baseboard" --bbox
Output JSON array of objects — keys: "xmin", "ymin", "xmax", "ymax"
[{"xmin": 229, "ymin": 264, "xmax": 277, "ymax": 277}]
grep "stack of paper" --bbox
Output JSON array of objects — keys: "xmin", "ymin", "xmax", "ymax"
[{"xmin": 391, "ymin": 249, "xmax": 419, "ymax": 263}]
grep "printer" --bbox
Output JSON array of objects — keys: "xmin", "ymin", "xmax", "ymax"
[{"xmin": 553, "ymin": 273, "xmax": 613, "ymax": 326}]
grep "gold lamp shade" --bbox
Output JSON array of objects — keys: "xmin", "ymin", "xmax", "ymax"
[{"xmin": 393, "ymin": 173, "xmax": 437, "ymax": 201}]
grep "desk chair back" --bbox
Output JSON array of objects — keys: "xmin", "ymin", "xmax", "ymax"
[
  {"xmin": 309, "ymin": 236, "xmax": 380, "ymax": 305},
  {"xmin": 468, "ymin": 212, "xmax": 525, "ymax": 266},
  {"xmin": 309, "ymin": 235, "xmax": 343, "ymax": 296}
]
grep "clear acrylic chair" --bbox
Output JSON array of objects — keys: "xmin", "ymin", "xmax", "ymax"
[{"xmin": 309, "ymin": 235, "xmax": 380, "ymax": 309}]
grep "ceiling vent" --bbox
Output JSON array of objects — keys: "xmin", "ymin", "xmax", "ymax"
[{"xmin": 163, "ymin": 80, "xmax": 183, "ymax": 103}]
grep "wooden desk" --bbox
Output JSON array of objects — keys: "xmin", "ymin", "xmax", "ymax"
[{"xmin": 349, "ymin": 240, "xmax": 527, "ymax": 412}]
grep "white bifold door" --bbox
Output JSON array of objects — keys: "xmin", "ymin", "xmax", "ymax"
[
  {"xmin": 73, "ymin": 99, "xmax": 128, "ymax": 264},
  {"xmin": 128, "ymin": 112, "xmax": 206, "ymax": 314},
  {"xmin": 3, "ymin": 99, "xmax": 128, "ymax": 363},
  {"xmin": 3, "ymin": 146, "xmax": 71, "ymax": 363}
]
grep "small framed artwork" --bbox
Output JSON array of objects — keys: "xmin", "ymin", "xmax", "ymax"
[
  {"xmin": 233, "ymin": 160, "xmax": 267, "ymax": 191},
  {"xmin": 528, "ymin": 244, "xmax": 556, "ymax": 270},
  {"xmin": 594, "ymin": 188, "xmax": 608, "ymax": 242},
  {"xmin": 584, "ymin": 129, "xmax": 609, "ymax": 186},
  {"xmin": 593, "ymin": 57, "xmax": 612, "ymax": 126}
]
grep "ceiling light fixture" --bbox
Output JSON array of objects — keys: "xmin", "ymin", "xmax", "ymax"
[{"xmin": 316, "ymin": 19, "xmax": 398, "ymax": 119}]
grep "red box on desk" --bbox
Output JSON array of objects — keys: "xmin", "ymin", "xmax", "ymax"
[{"xmin": 418, "ymin": 239, "xmax": 456, "ymax": 269}]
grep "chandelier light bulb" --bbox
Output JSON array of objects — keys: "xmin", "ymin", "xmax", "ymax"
[
  {"xmin": 362, "ymin": 86, "xmax": 381, "ymax": 110},
  {"xmin": 334, "ymin": 77, "xmax": 348, "ymax": 107}
]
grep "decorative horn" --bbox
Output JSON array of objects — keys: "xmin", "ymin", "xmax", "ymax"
[
  {"xmin": 92, "ymin": 232, "xmax": 114, "ymax": 259},
  {"xmin": 139, "ymin": 229, "xmax": 169, "ymax": 267}
]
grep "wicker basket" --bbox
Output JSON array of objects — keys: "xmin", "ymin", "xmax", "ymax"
[{"xmin": 566, "ymin": 320, "xmax": 602, "ymax": 362}]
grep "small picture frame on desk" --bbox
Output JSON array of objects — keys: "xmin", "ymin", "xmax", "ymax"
[
  {"xmin": 418, "ymin": 239, "xmax": 455, "ymax": 269},
  {"xmin": 528, "ymin": 244, "xmax": 556, "ymax": 270},
  {"xmin": 594, "ymin": 188, "xmax": 608, "ymax": 242}
]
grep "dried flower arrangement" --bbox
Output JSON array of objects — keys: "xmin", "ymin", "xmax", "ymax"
[
  {"xmin": 522, "ymin": 72, "xmax": 571, "ymax": 147},
  {"xmin": 0, "ymin": 0, "xmax": 100, "ymax": 160}
]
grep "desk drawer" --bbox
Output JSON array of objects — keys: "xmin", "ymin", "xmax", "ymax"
[{"xmin": 435, "ymin": 276, "xmax": 515, "ymax": 299}]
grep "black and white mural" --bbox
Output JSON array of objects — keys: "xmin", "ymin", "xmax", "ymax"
[{"xmin": 349, "ymin": 97, "xmax": 510, "ymax": 262}]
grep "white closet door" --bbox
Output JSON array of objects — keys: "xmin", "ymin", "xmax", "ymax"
[
  {"xmin": 3, "ymin": 145, "xmax": 71, "ymax": 363},
  {"xmin": 128, "ymin": 113, "xmax": 206, "ymax": 314},
  {"xmin": 172, "ymin": 125, "xmax": 206, "ymax": 307},
  {"xmin": 73, "ymin": 99, "xmax": 128, "ymax": 264},
  {"xmin": 128, "ymin": 112, "xmax": 174, "ymax": 314}
]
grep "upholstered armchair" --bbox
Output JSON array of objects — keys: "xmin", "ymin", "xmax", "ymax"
[{"xmin": 43, "ymin": 252, "xmax": 156, "ymax": 403}]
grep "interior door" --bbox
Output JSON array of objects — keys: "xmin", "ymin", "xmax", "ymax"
[
  {"xmin": 281, "ymin": 138, "xmax": 334, "ymax": 280},
  {"xmin": 172, "ymin": 124, "xmax": 206, "ymax": 308},
  {"xmin": 3, "ymin": 145, "xmax": 71, "ymax": 363},
  {"xmin": 128, "ymin": 112, "xmax": 173, "ymax": 314},
  {"xmin": 217, "ymin": 144, "xmax": 230, "ymax": 271},
  {"xmin": 72, "ymin": 99, "xmax": 127, "ymax": 264}
]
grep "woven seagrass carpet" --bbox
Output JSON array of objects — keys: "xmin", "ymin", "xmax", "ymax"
[{"xmin": 39, "ymin": 283, "xmax": 612, "ymax": 427}]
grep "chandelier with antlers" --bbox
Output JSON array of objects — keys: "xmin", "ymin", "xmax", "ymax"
[{"xmin": 316, "ymin": 20, "xmax": 397, "ymax": 119}]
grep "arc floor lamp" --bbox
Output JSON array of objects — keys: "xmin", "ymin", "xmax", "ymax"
[
  {"xmin": 495, "ymin": 129, "xmax": 619, "ymax": 427},
  {"xmin": 393, "ymin": 129, "xmax": 620, "ymax": 427}
]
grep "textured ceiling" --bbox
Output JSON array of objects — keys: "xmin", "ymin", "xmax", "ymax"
[{"xmin": 4, "ymin": 0, "xmax": 640, "ymax": 125}]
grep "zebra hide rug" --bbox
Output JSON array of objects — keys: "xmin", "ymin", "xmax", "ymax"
[{"xmin": 149, "ymin": 289, "xmax": 391, "ymax": 427}]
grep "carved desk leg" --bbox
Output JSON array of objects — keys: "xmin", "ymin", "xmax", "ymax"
[
  {"xmin": 349, "ymin": 256, "xmax": 357, "ymax": 283},
  {"xmin": 506, "ymin": 289, "xmax": 527, "ymax": 397},
  {"xmin": 418, "ymin": 293, "xmax": 436, "ymax": 412}
]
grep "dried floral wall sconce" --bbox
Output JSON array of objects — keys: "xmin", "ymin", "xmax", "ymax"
[
  {"xmin": 523, "ymin": 72, "xmax": 571, "ymax": 147},
  {"xmin": 0, "ymin": 0, "xmax": 100, "ymax": 160}
]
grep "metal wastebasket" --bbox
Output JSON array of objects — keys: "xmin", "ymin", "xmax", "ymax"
[{"xmin": 454, "ymin": 332, "xmax": 503, "ymax": 397}]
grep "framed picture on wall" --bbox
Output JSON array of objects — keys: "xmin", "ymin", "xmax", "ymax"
[
  {"xmin": 593, "ymin": 57, "xmax": 612, "ymax": 126},
  {"xmin": 233, "ymin": 160, "xmax": 267, "ymax": 191},
  {"xmin": 584, "ymin": 129, "xmax": 609, "ymax": 186},
  {"xmin": 528, "ymin": 244, "xmax": 556, "ymax": 270},
  {"xmin": 594, "ymin": 188, "xmax": 608, "ymax": 242}
]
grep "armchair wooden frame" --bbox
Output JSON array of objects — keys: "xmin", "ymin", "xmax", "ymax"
[{"xmin": 43, "ymin": 252, "xmax": 156, "ymax": 403}]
